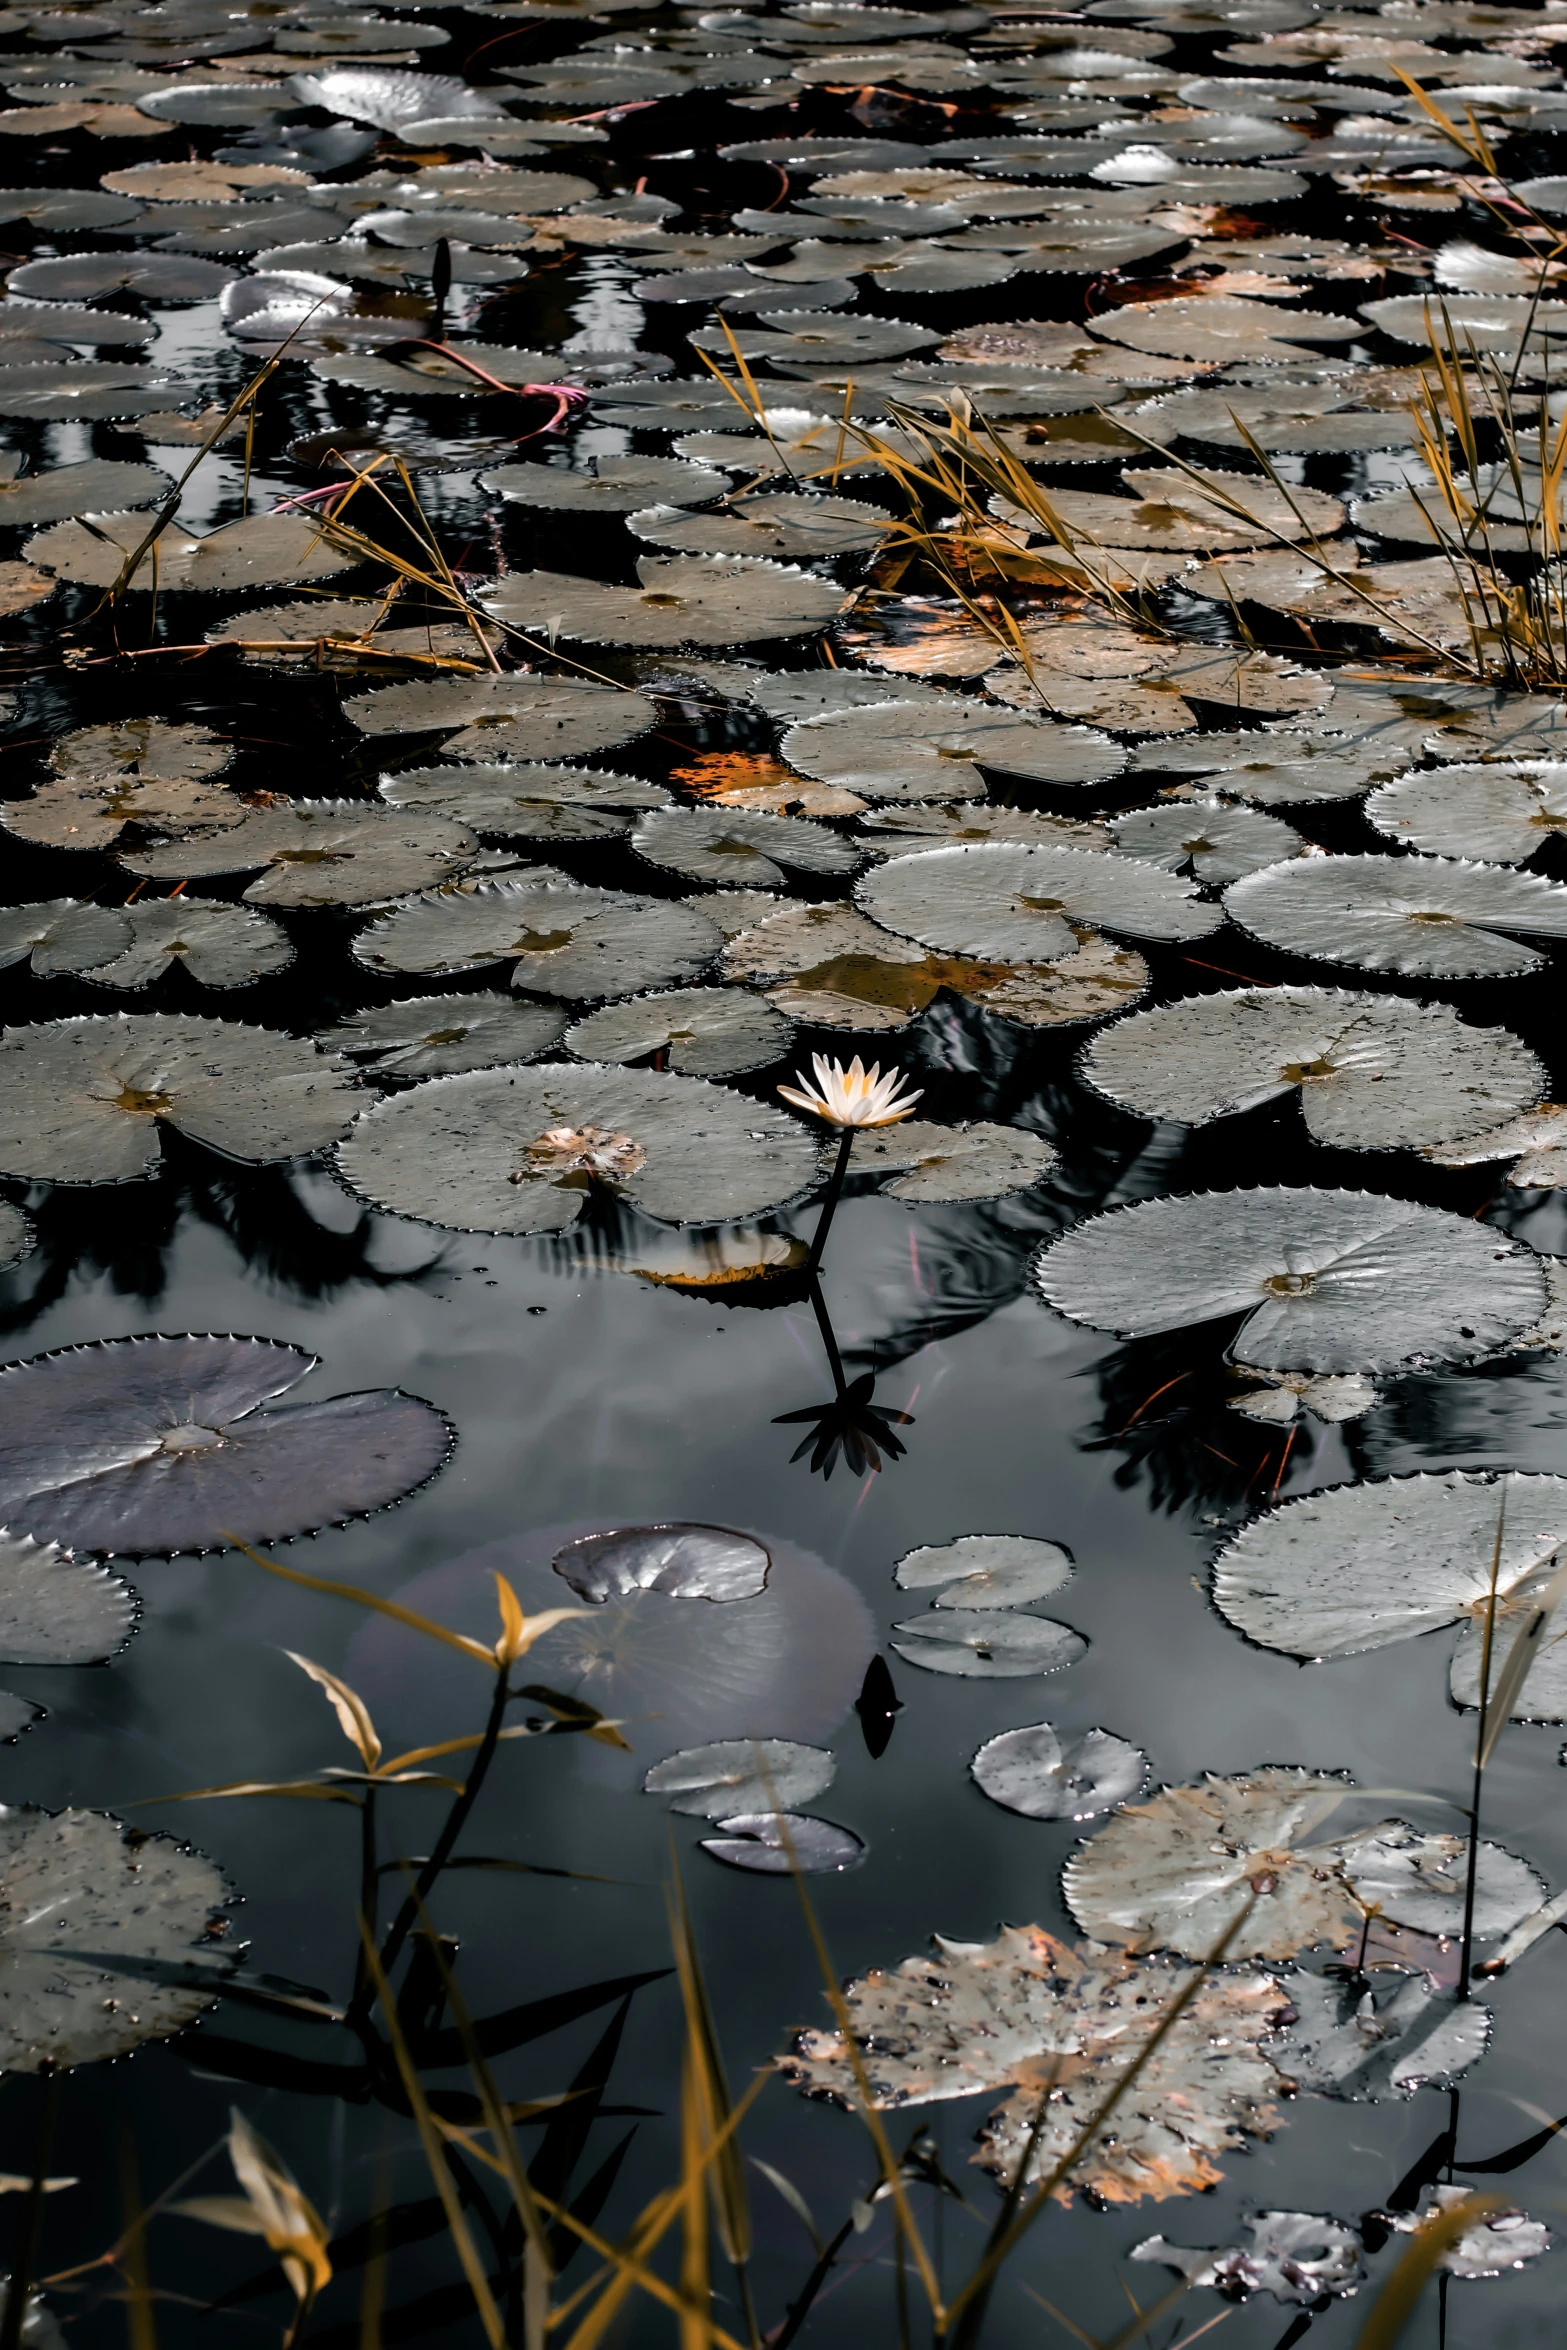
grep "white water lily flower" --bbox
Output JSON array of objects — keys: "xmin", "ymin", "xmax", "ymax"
[{"xmin": 777, "ymin": 1053, "xmax": 922, "ymax": 1129}]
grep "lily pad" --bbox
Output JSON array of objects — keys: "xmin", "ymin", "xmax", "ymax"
[
  {"xmin": 1225, "ymin": 853, "xmax": 1567, "ymax": 979},
  {"xmin": 702, "ymin": 1812, "xmax": 864, "ymax": 1873},
  {"xmin": 784, "ymin": 701, "xmax": 1127, "ymax": 800},
  {"xmin": 895, "ymin": 1533, "xmax": 1073, "ymax": 1607},
  {"xmin": 1034, "ymin": 1187, "xmax": 1544, "ymax": 1371},
  {"xmin": 1366, "ymin": 762, "xmax": 1567, "ymax": 866},
  {"xmin": 319, "ymin": 993, "xmax": 567, "ymax": 1080},
  {"xmin": 1131, "ymin": 2212, "xmax": 1364, "ymax": 2303},
  {"xmin": 344, "ymin": 675, "xmax": 655, "ymax": 761},
  {"xmin": 0, "ymin": 1014, "xmax": 359, "ymax": 1181},
  {"xmin": 972, "ymin": 1722, "xmax": 1148, "ymax": 1820},
  {"xmin": 0, "ymin": 1808, "xmax": 233, "ymax": 2071},
  {"xmin": 0, "ymin": 1534, "xmax": 134, "ymax": 1665},
  {"xmin": 554, "ymin": 1523, "xmax": 770, "ymax": 1604},
  {"xmin": 782, "ymin": 1924, "xmax": 1284, "ymax": 2203},
  {"xmin": 1212, "ymin": 1469, "xmax": 1567, "ymax": 1722},
  {"xmin": 631, "ymin": 806, "xmax": 859, "ymax": 890},
  {"xmin": 851, "ymin": 1119, "xmax": 1058, "ymax": 1201},
  {"xmin": 335, "ymin": 1062, "xmax": 821, "ymax": 1233},
  {"xmin": 381, "ymin": 763, "xmax": 671, "ymax": 843},
  {"xmin": 628, "ymin": 493, "xmax": 889, "ymax": 560},
  {"xmin": 889, "ymin": 1609, "xmax": 1087, "ymax": 1677},
  {"xmin": 23, "ymin": 510, "xmax": 357, "ymax": 592},
  {"xmin": 1384, "ymin": 2185, "xmax": 1551, "ymax": 2276},
  {"xmin": 859, "ymin": 844, "xmax": 1221, "ymax": 957},
  {"xmin": 645, "ymin": 1738, "xmax": 836, "ymax": 1818},
  {"xmin": 0, "ymin": 1200, "xmax": 31, "ymax": 1273},
  {"xmin": 0, "ymin": 458, "xmax": 169, "ymax": 528},
  {"xmin": 564, "ymin": 987, "xmax": 794, "ymax": 1078},
  {"xmin": 0, "ymin": 1334, "xmax": 453, "ymax": 1556},
  {"xmin": 1264, "ymin": 1968, "xmax": 1491, "ymax": 2101},
  {"xmin": 1063, "ymin": 1769, "xmax": 1540, "ymax": 1960},
  {"xmin": 70, "ymin": 903, "xmax": 292, "ymax": 992},
  {"xmin": 285, "ymin": 66, "xmax": 508, "ymax": 128},
  {"xmin": 1090, "ymin": 293, "xmax": 1360, "ymax": 361},
  {"xmin": 354, "ymin": 879, "xmax": 722, "ymax": 1001},
  {"xmin": 0, "ymin": 901, "xmax": 130, "ymax": 977},
  {"xmin": 1136, "ymin": 734, "xmax": 1404, "ymax": 807},
  {"xmin": 120, "ymin": 801, "xmax": 479, "ymax": 908},
  {"xmin": 1080, "ymin": 986, "xmax": 1544, "ymax": 1151},
  {"xmin": 480, "ymin": 557, "xmax": 851, "ymax": 647},
  {"xmin": 480, "ymin": 455, "xmax": 729, "ymax": 511},
  {"xmin": 1109, "ymin": 800, "xmax": 1304, "ymax": 883}
]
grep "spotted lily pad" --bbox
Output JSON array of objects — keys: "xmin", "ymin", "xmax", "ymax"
[
  {"xmin": 644, "ymin": 1737, "xmax": 835, "ymax": 1817},
  {"xmin": 1080, "ymin": 986, "xmax": 1544, "ymax": 1151},
  {"xmin": 972, "ymin": 1722, "xmax": 1149, "ymax": 1821},
  {"xmin": 564, "ymin": 987, "xmax": 793, "ymax": 1077},
  {"xmin": 783, "ymin": 701, "xmax": 1126, "ymax": 801},
  {"xmin": 553, "ymin": 1523, "xmax": 770, "ymax": 1603},
  {"xmin": 318, "ymin": 993, "xmax": 567, "ymax": 1080},
  {"xmin": 1225, "ymin": 854, "xmax": 1567, "ymax": 979},
  {"xmin": 1034, "ymin": 1188, "xmax": 1544, "ymax": 1370},
  {"xmin": 890, "ymin": 1609, "xmax": 1086, "ymax": 1677},
  {"xmin": 782, "ymin": 1924, "xmax": 1284, "ymax": 2203},
  {"xmin": 0, "ymin": 1808, "xmax": 233, "ymax": 2070},
  {"xmin": 354, "ymin": 879, "xmax": 722, "ymax": 1001},
  {"xmin": 631, "ymin": 806, "xmax": 859, "ymax": 889},
  {"xmin": 1213, "ymin": 1469, "xmax": 1567, "ymax": 1722},
  {"xmin": 336, "ymin": 1062, "xmax": 821, "ymax": 1233},
  {"xmin": 0, "ymin": 1015, "xmax": 359, "ymax": 1181},
  {"xmin": 481, "ymin": 557, "xmax": 851, "ymax": 647},
  {"xmin": 0, "ymin": 1334, "xmax": 453, "ymax": 1556},
  {"xmin": 859, "ymin": 844, "xmax": 1221, "ymax": 957}
]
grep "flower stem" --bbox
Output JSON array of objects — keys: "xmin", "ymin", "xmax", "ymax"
[{"xmin": 806, "ymin": 1128, "xmax": 856, "ymax": 1277}]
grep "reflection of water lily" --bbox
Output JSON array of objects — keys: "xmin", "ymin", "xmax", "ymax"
[
  {"xmin": 778, "ymin": 1052, "xmax": 922, "ymax": 1129},
  {"xmin": 775, "ymin": 1371, "xmax": 914, "ymax": 1480}
]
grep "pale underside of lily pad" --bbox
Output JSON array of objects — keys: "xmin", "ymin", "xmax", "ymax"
[
  {"xmin": 0, "ymin": 1015, "xmax": 360, "ymax": 1182},
  {"xmin": 1213, "ymin": 1469, "xmax": 1567, "ymax": 1722},
  {"xmin": 1080, "ymin": 986, "xmax": 1545, "ymax": 1151},
  {"xmin": 858, "ymin": 844, "xmax": 1221, "ymax": 959},
  {"xmin": 782, "ymin": 1923, "xmax": 1285, "ymax": 2203},
  {"xmin": 336, "ymin": 1061, "xmax": 822, "ymax": 1234},
  {"xmin": 319, "ymin": 992, "xmax": 568, "ymax": 1080},
  {"xmin": 1033, "ymin": 1187, "xmax": 1545, "ymax": 1372},
  {"xmin": 1225, "ymin": 854, "xmax": 1567, "ymax": 979},
  {"xmin": 0, "ymin": 1806, "xmax": 234, "ymax": 2072},
  {"xmin": 354, "ymin": 878, "xmax": 722, "ymax": 1001},
  {"xmin": 564, "ymin": 987, "xmax": 794, "ymax": 1078},
  {"xmin": 1366, "ymin": 762, "xmax": 1567, "ymax": 866},
  {"xmin": 0, "ymin": 1333, "xmax": 454, "ymax": 1555},
  {"xmin": 1063, "ymin": 1768, "xmax": 1542, "ymax": 1959}
]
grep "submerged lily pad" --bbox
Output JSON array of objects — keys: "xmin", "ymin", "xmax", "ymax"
[
  {"xmin": 0, "ymin": 1015, "xmax": 359, "ymax": 1182},
  {"xmin": 702, "ymin": 1812, "xmax": 864, "ymax": 1873},
  {"xmin": 851, "ymin": 1119, "xmax": 1058, "ymax": 1202},
  {"xmin": 644, "ymin": 1737, "xmax": 835, "ymax": 1817},
  {"xmin": 336, "ymin": 1061, "xmax": 821, "ymax": 1234},
  {"xmin": 1366, "ymin": 763, "xmax": 1567, "ymax": 866},
  {"xmin": 972, "ymin": 1722, "xmax": 1148, "ymax": 1820},
  {"xmin": 0, "ymin": 1534, "xmax": 134, "ymax": 1665},
  {"xmin": 632, "ymin": 806, "xmax": 859, "ymax": 890},
  {"xmin": 1063, "ymin": 1769, "xmax": 1540, "ymax": 1960},
  {"xmin": 565, "ymin": 987, "xmax": 794, "ymax": 1078},
  {"xmin": 554, "ymin": 1523, "xmax": 770, "ymax": 1604},
  {"xmin": 859, "ymin": 844, "xmax": 1221, "ymax": 957},
  {"xmin": 1213, "ymin": 1470, "xmax": 1567, "ymax": 1722},
  {"xmin": 481, "ymin": 558, "xmax": 850, "ymax": 648},
  {"xmin": 784, "ymin": 702, "xmax": 1126, "ymax": 801},
  {"xmin": 319, "ymin": 993, "xmax": 567, "ymax": 1080},
  {"xmin": 345, "ymin": 675, "xmax": 655, "ymax": 761},
  {"xmin": 895, "ymin": 1533, "xmax": 1073, "ymax": 1608},
  {"xmin": 354, "ymin": 879, "xmax": 722, "ymax": 1001},
  {"xmin": 1036, "ymin": 1187, "xmax": 1544, "ymax": 1371},
  {"xmin": 1080, "ymin": 987, "xmax": 1544, "ymax": 1151},
  {"xmin": 0, "ymin": 1334, "xmax": 453, "ymax": 1555},
  {"xmin": 0, "ymin": 1808, "xmax": 233, "ymax": 2071},
  {"xmin": 1225, "ymin": 854, "xmax": 1567, "ymax": 979},
  {"xmin": 890, "ymin": 1609, "xmax": 1087, "ymax": 1677},
  {"xmin": 782, "ymin": 1924, "xmax": 1284, "ymax": 2204}
]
